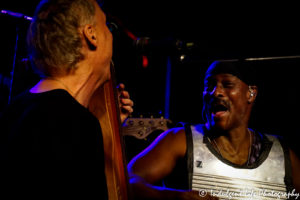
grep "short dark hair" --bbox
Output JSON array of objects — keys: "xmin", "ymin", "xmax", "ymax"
[{"xmin": 27, "ymin": 0, "xmax": 96, "ymax": 77}]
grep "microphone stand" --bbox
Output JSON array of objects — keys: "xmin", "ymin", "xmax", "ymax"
[
  {"xmin": 1, "ymin": 10, "xmax": 32, "ymax": 104},
  {"xmin": 7, "ymin": 26, "xmax": 19, "ymax": 104}
]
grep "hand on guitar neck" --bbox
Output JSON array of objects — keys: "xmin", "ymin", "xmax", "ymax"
[{"xmin": 117, "ymin": 83, "xmax": 134, "ymax": 123}]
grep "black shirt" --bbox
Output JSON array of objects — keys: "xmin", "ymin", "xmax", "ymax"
[{"xmin": 0, "ymin": 89, "xmax": 108, "ymax": 199}]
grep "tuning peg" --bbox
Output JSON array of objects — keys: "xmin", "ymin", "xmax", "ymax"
[
  {"xmin": 128, "ymin": 120, "xmax": 134, "ymax": 126},
  {"xmin": 138, "ymin": 131, "xmax": 143, "ymax": 136},
  {"xmin": 159, "ymin": 120, "xmax": 165, "ymax": 126}
]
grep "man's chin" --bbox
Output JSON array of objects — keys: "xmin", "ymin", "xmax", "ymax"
[{"xmin": 206, "ymin": 120, "xmax": 228, "ymax": 132}]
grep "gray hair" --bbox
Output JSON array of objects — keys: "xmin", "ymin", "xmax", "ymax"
[{"xmin": 27, "ymin": 0, "xmax": 96, "ymax": 77}]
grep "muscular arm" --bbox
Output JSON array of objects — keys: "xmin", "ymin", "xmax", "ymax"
[
  {"xmin": 127, "ymin": 128, "xmax": 217, "ymax": 200},
  {"xmin": 128, "ymin": 127, "xmax": 186, "ymax": 183},
  {"xmin": 127, "ymin": 127, "xmax": 186, "ymax": 199}
]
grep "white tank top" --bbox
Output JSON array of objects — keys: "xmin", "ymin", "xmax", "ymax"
[{"xmin": 191, "ymin": 124, "xmax": 288, "ymax": 200}]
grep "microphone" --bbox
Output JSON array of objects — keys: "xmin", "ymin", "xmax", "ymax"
[
  {"xmin": 133, "ymin": 37, "xmax": 196, "ymax": 53},
  {"xmin": 1, "ymin": 10, "xmax": 32, "ymax": 21}
]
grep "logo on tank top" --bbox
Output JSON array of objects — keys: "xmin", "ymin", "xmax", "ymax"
[{"xmin": 196, "ymin": 160, "xmax": 203, "ymax": 168}]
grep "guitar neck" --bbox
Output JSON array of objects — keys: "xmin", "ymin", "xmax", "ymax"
[
  {"xmin": 89, "ymin": 64, "xmax": 129, "ymax": 200},
  {"xmin": 122, "ymin": 117, "xmax": 172, "ymax": 139}
]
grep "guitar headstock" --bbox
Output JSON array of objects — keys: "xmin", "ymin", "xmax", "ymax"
[{"xmin": 122, "ymin": 117, "xmax": 172, "ymax": 139}]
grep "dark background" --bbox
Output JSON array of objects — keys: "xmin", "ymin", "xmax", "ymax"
[{"xmin": 1, "ymin": 1, "xmax": 299, "ymax": 155}]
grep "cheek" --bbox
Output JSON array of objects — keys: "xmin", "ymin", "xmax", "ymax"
[
  {"xmin": 229, "ymin": 88, "xmax": 248, "ymax": 103},
  {"xmin": 98, "ymin": 25, "xmax": 113, "ymax": 49},
  {"xmin": 229, "ymin": 92, "xmax": 249, "ymax": 117},
  {"xmin": 105, "ymin": 27, "xmax": 113, "ymax": 47},
  {"xmin": 105, "ymin": 32, "xmax": 113, "ymax": 59}
]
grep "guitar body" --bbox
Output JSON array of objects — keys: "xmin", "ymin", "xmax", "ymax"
[{"xmin": 89, "ymin": 67, "xmax": 129, "ymax": 200}]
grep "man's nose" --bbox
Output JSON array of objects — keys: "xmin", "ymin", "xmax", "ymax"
[{"xmin": 210, "ymin": 85, "xmax": 224, "ymax": 97}]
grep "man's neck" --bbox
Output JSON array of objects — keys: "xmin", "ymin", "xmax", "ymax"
[
  {"xmin": 30, "ymin": 67, "xmax": 107, "ymax": 108},
  {"xmin": 206, "ymin": 124, "xmax": 252, "ymax": 165}
]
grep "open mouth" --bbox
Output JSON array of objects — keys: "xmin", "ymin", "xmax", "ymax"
[
  {"xmin": 211, "ymin": 104, "xmax": 228, "ymax": 114},
  {"xmin": 209, "ymin": 102, "xmax": 229, "ymax": 117}
]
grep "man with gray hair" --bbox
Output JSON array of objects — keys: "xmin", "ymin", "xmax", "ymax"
[{"xmin": 0, "ymin": 0, "xmax": 133, "ymax": 199}]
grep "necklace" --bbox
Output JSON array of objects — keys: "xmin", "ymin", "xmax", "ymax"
[{"xmin": 208, "ymin": 129, "xmax": 252, "ymax": 165}]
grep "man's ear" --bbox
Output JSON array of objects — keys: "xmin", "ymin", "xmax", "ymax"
[
  {"xmin": 83, "ymin": 24, "xmax": 97, "ymax": 49},
  {"xmin": 248, "ymin": 85, "xmax": 258, "ymax": 103}
]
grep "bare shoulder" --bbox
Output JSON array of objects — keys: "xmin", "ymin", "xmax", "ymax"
[
  {"xmin": 144, "ymin": 127, "xmax": 187, "ymax": 158},
  {"xmin": 158, "ymin": 127, "xmax": 186, "ymax": 142}
]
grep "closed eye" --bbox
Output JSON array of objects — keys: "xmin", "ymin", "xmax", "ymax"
[{"xmin": 223, "ymin": 81, "xmax": 235, "ymax": 88}]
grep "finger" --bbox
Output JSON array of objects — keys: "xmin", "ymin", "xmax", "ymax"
[
  {"xmin": 117, "ymin": 83, "xmax": 125, "ymax": 91},
  {"xmin": 120, "ymin": 90, "xmax": 130, "ymax": 99},
  {"xmin": 121, "ymin": 106, "xmax": 134, "ymax": 114},
  {"xmin": 120, "ymin": 98, "xmax": 134, "ymax": 106}
]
